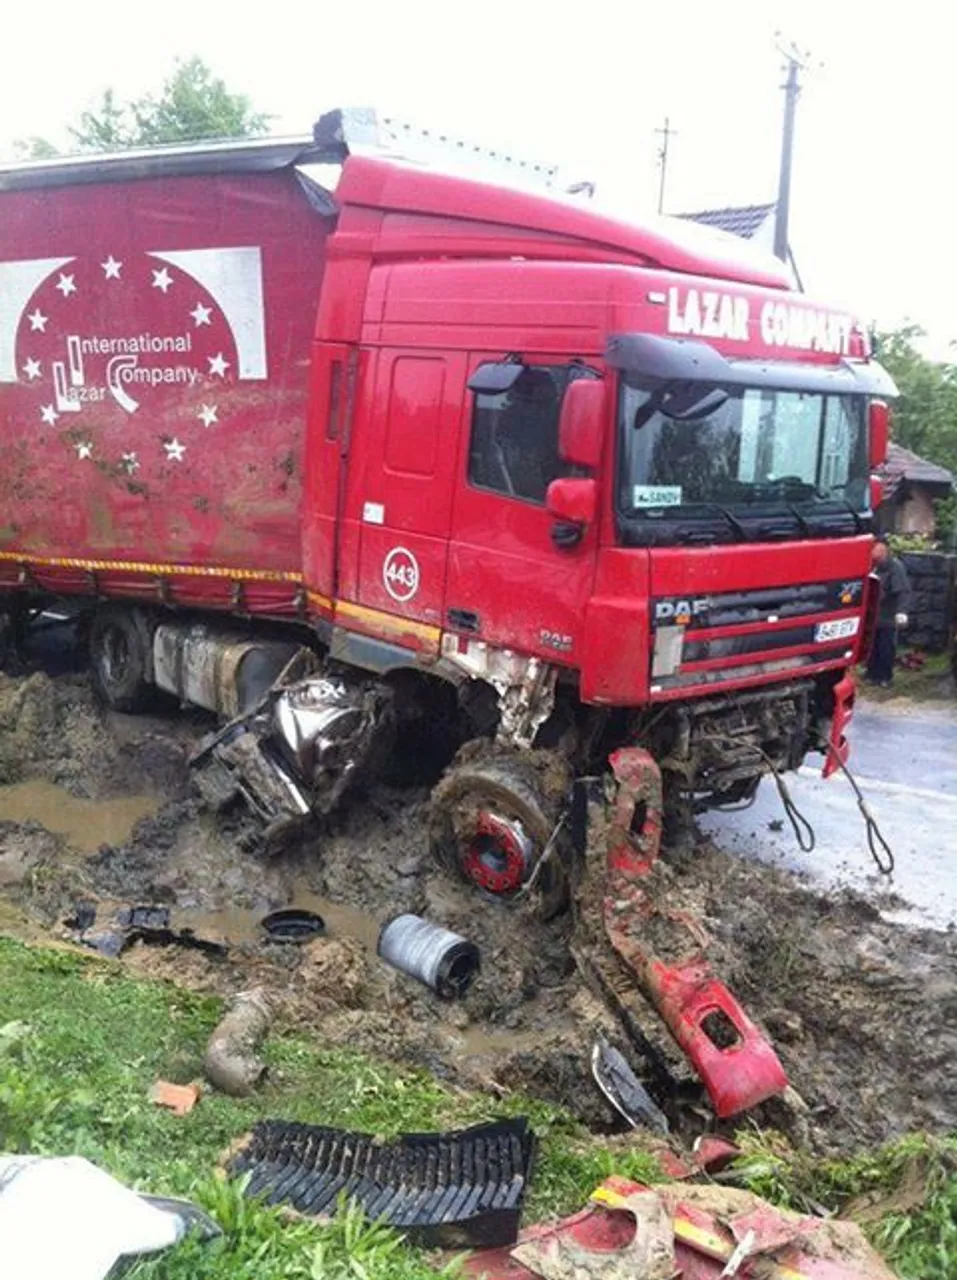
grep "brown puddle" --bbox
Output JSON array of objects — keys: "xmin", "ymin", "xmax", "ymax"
[
  {"xmin": 0, "ymin": 780, "xmax": 157, "ymax": 854},
  {"xmin": 177, "ymin": 892, "xmax": 384, "ymax": 954}
]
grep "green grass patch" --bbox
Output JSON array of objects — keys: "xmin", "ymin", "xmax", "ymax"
[
  {"xmin": 2, "ymin": 937, "xmax": 954, "ymax": 1278},
  {"xmin": 858, "ymin": 651, "xmax": 954, "ymax": 702},
  {"xmin": 733, "ymin": 1128, "xmax": 957, "ymax": 1279},
  {"xmin": 0, "ymin": 937, "xmax": 659, "ymax": 1278}
]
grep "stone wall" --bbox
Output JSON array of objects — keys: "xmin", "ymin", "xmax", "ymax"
[{"xmin": 899, "ymin": 551, "xmax": 956, "ymax": 652}]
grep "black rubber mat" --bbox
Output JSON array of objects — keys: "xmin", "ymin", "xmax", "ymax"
[{"xmin": 228, "ymin": 1117, "xmax": 535, "ymax": 1247}]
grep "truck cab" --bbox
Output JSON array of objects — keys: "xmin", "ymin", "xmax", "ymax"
[{"xmin": 305, "ymin": 136, "xmax": 893, "ymax": 809}]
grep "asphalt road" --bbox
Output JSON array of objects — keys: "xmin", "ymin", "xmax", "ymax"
[{"xmin": 700, "ymin": 695, "xmax": 957, "ymax": 929}]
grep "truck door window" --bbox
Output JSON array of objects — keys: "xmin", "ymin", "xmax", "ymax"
[{"xmin": 468, "ymin": 364, "xmax": 596, "ymax": 504}]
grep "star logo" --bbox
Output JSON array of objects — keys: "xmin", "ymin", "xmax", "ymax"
[
  {"xmin": 55, "ymin": 273, "xmax": 77, "ymax": 297},
  {"xmin": 190, "ymin": 302, "xmax": 212, "ymax": 327},
  {"xmin": 121, "ymin": 452, "xmax": 140, "ymax": 474},
  {"xmin": 28, "ymin": 309, "xmax": 48, "ymax": 332},
  {"xmin": 22, "ymin": 358, "xmax": 41, "ymax": 380},
  {"xmin": 207, "ymin": 352, "xmax": 229, "ymax": 378},
  {"xmin": 40, "ymin": 404, "xmax": 58, "ymax": 426},
  {"xmin": 75, "ymin": 441, "xmax": 93, "ymax": 460},
  {"xmin": 197, "ymin": 404, "xmax": 218, "ymax": 428},
  {"xmin": 164, "ymin": 438, "xmax": 186, "ymax": 462},
  {"xmin": 152, "ymin": 267, "xmax": 173, "ymax": 294},
  {"xmin": 102, "ymin": 256, "xmax": 123, "ymax": 280}
]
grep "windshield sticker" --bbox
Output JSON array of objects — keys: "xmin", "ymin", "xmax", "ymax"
[{"xmin": 633, "ymin": 484, "xmax": 682, "ymax": 508}]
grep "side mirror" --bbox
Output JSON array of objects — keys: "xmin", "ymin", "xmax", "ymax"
[
  {"xmin": 558, "ymin": 379, "xmax": 605, "ymax": 469},
  {"xmin": 546, "ymin": 477, "xmax": 597, "ymax": 526},
  {"xmin": 869, "ymin": 475, "xmax": 884, "ymax": 511},
  {"xmin": 869, "ymin": 400, "xmax": 890, "ymax": 469}
]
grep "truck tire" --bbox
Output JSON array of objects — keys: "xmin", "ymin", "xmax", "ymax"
[
  {"xmin": 429, "ymin": 748, "xmax": 570, "ymax": 920},
  {"xmin": 89, "ymin": 607, "xmax": 153, "ymax": 712}
]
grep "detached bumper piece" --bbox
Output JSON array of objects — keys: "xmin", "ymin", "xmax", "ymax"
[
  {"xmin": 228, "ymin": 1117, "xmax": 535, "ymax": 1248},
  {"xmin": 578, "ymin": 748, "xmax": 787, "ymax": 1119}
]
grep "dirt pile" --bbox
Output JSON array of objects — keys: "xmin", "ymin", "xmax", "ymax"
[{"xmin": 0, "ymin": 660, "xmax": 955, "ymax": 1155}]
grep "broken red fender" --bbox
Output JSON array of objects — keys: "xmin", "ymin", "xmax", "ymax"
[{"xmin": 602, "ymin": 747, "xmax": 788, "ymax": 1118}]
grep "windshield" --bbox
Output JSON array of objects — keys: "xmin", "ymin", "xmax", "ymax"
[{"xmin": 617, "ymin": 381, "xmax": 869, "ymax": 544}]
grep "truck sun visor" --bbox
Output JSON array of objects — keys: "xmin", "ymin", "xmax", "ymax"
[
  {"xmin": 606, "ymin": 333, "xmax": 898, "ymax": 398},
  {"xmin": 467, "ymin": 362, "xmax": 526, "ymax": 394}
]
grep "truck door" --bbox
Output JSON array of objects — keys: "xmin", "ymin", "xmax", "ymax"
[
  {"xmin": 444, "ymin": 360, "xmax": 602, "ymax": 663},
  {"xmin": 351, "ymin": 349, "xmax": 466, "ymax": 634}
]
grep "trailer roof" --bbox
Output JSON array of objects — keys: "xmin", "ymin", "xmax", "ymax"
[{"xmin": 0, "ymin": 135, "xmax": 326, "ymax": 191}]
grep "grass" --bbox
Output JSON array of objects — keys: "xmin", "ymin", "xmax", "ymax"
[
  {"xmin": 732, "ymin": 1128, "xmax": 957, "ymax": 1280},
  {"xmin": 857, "ymin": 651, "xmax": 955, "ymax": 702},
  {"xmin": 0, "ymin": 938, "xmax": 658, "ymax": 1279},
  {"xmin": 2, "ymin": 936, "xmax": 955, "ymax": 1278}
]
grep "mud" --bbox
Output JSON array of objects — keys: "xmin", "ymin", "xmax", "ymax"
[{"xmin": 0, "ymin": 648, "xmax": 955, "ymax": 1156}]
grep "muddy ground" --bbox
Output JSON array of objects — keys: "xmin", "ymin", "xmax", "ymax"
[{"xmin": 0, "ymin": 634, "xmax": 955, "ymax": 1157}]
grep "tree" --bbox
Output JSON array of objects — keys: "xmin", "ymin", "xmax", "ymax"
[
  {"xmin": 874, "ymin": 324, "xmax": 957, "ymax": 477},
  {"xmin": 17, "ymin": 58, "xmax": 269, "ymax": 157},
  {"xmin": 12, "ymin": 136, "xmax": 59, "ymax": 160}
]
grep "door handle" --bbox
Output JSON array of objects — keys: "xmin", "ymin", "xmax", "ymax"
[{"xmin": 551, "ymin": 521, "xmax": 584, "ymax": 549}]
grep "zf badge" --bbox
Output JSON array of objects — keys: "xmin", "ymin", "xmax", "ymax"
[{"xmin": 383, "ymin": 546, "xmax": 420, "ymax": 603}]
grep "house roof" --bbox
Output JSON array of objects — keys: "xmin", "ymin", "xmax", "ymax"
[
  {"xmin": 676, "ymin": 202, "xmax": 775, "ymax": 240},
  {"xmin": 880, "ymin": 442, "xmax": 955, "ymax": 501}
]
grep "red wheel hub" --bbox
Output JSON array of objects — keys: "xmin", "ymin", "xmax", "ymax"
[{"xmin": 461, "ymin": 812, "xmax": 533, "ymax": 895}]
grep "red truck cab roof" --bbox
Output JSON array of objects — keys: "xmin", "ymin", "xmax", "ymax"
[{"xmin": 1, "ymin": 128, "xmax": 793, "ymax": 292}]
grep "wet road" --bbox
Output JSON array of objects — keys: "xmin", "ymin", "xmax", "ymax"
[{"xmin": 701, "ymin": 695, "xmax": 957, "ymax": 929}]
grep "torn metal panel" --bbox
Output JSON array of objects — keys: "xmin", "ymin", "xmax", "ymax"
[
  {"xmin": 189, "ymin": 660, "xmax": 392, "ymax": 834},
  {"xmin": 438, "ymin": 636, "xmax": 557, "ymax": 748}
]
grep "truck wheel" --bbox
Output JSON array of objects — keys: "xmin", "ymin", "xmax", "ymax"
[
  {"xmin": 89, "ymin": 607, "xmax": 153, "ymax": 711},
  {"xmin": 429, "ymin": 749, "xmax": 570, "ymax": 920}
]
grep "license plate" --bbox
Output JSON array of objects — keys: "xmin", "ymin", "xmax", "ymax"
[{"xmin": 815, "ymin": 617, "xmax": 859, "ymax": 642}]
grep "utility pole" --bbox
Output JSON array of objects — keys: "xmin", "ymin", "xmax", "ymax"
[
  {"xmin": 774, "ymin": 39, "xmax": 811, "ymax": 263},
  {"xmin": 655, "ymin": 116, "xmax": 677, "ymax": 214}
]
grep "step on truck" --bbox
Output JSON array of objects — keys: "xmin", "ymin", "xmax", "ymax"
[{"xmin": 0, "ymin": 108, "xmax": 896, "ymax": 1121}]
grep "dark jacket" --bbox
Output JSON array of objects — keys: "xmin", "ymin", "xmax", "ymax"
[{"xmin": 873, "ymin": 555, "xmax": 911, "ymax": 627}]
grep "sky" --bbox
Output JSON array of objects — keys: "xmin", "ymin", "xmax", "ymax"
[{"xmin": 3, "ymin": 0, "xmax": 956, "ymax": 356}]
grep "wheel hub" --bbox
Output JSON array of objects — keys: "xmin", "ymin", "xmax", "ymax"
[{"xmin": 461, "ymin": 811, "xmax": 534, "ymax": 895}]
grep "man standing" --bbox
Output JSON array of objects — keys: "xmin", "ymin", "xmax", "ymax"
[{"xmin": 865, "ymin": 538, "xmax": 911, "ymax": 687}]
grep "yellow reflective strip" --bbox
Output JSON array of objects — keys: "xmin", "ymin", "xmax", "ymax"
[
  {"xmin": 307, "ymin": 589, "xmax": 333, "ymax": 612},
  {"xmin": 588, "ymin": 1184, "xmax": 809, "ymax": 1279},
  {"xmin": 589, "ymin": 1186, "xmax": 628, "ymax": 1208},
  {"xmin": 335, "ymin": 599, "xmax": 441, "ymax": 646},
  {"xmin": 0, "ymin": 550, "xmax": 301, "ymax": 583},
  {"xmin": 672, "ymin": 1217, "xmax": 732, "ymax": 1258}
]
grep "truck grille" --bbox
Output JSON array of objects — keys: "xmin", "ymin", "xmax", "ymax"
[
  {"xmin": 650, "ymin": 578, "xmax": 864, "ymax": 693},
  {"xmin": 652, "ymin": 578, "xmax": 864, "ymax": 630}
]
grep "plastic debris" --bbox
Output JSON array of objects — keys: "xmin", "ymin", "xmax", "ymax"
[
  {"xmin": 590, "ymin": 1037, "xmax": 669, "ymax": 1134},
  {"xmin": 228, "ymin": 1116, "xmax": 534, "ymax": 1247},
  {"xmin": 462, "ymin": 1177, "xmax": 897, "ymax": 1280},
  {"xmin": 69, "ymin": 902, "xmax": 228, "ymax": 959},
  {"xmin": 0, "ymin": 1154, "xmax": 219, "ymax": 1280},
  {"xmin": 260, "ymin": 908, "xmax": 325, "ymax": 943}
]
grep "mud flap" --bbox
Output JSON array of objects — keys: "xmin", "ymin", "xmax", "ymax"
[{"xmin": 578, "ymin": 747, "xmax": 788, "ymax": 1120}]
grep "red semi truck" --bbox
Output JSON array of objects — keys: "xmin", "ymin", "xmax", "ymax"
[{"xmin": 0, "ymin": 110, "xmax": 895, "ymax": 1115}]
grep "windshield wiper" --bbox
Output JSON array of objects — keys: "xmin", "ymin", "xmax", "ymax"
[
  {"xmin": 815, "ymin": 490, "xmax": 864, "ymax": 533},
  {"xmin": 693, "ymin": 501, "xmax": 748, "ymax": 541},
  {"xmin": 782, "ymin": 500, "xmax": 812, "ymax": 537}
]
